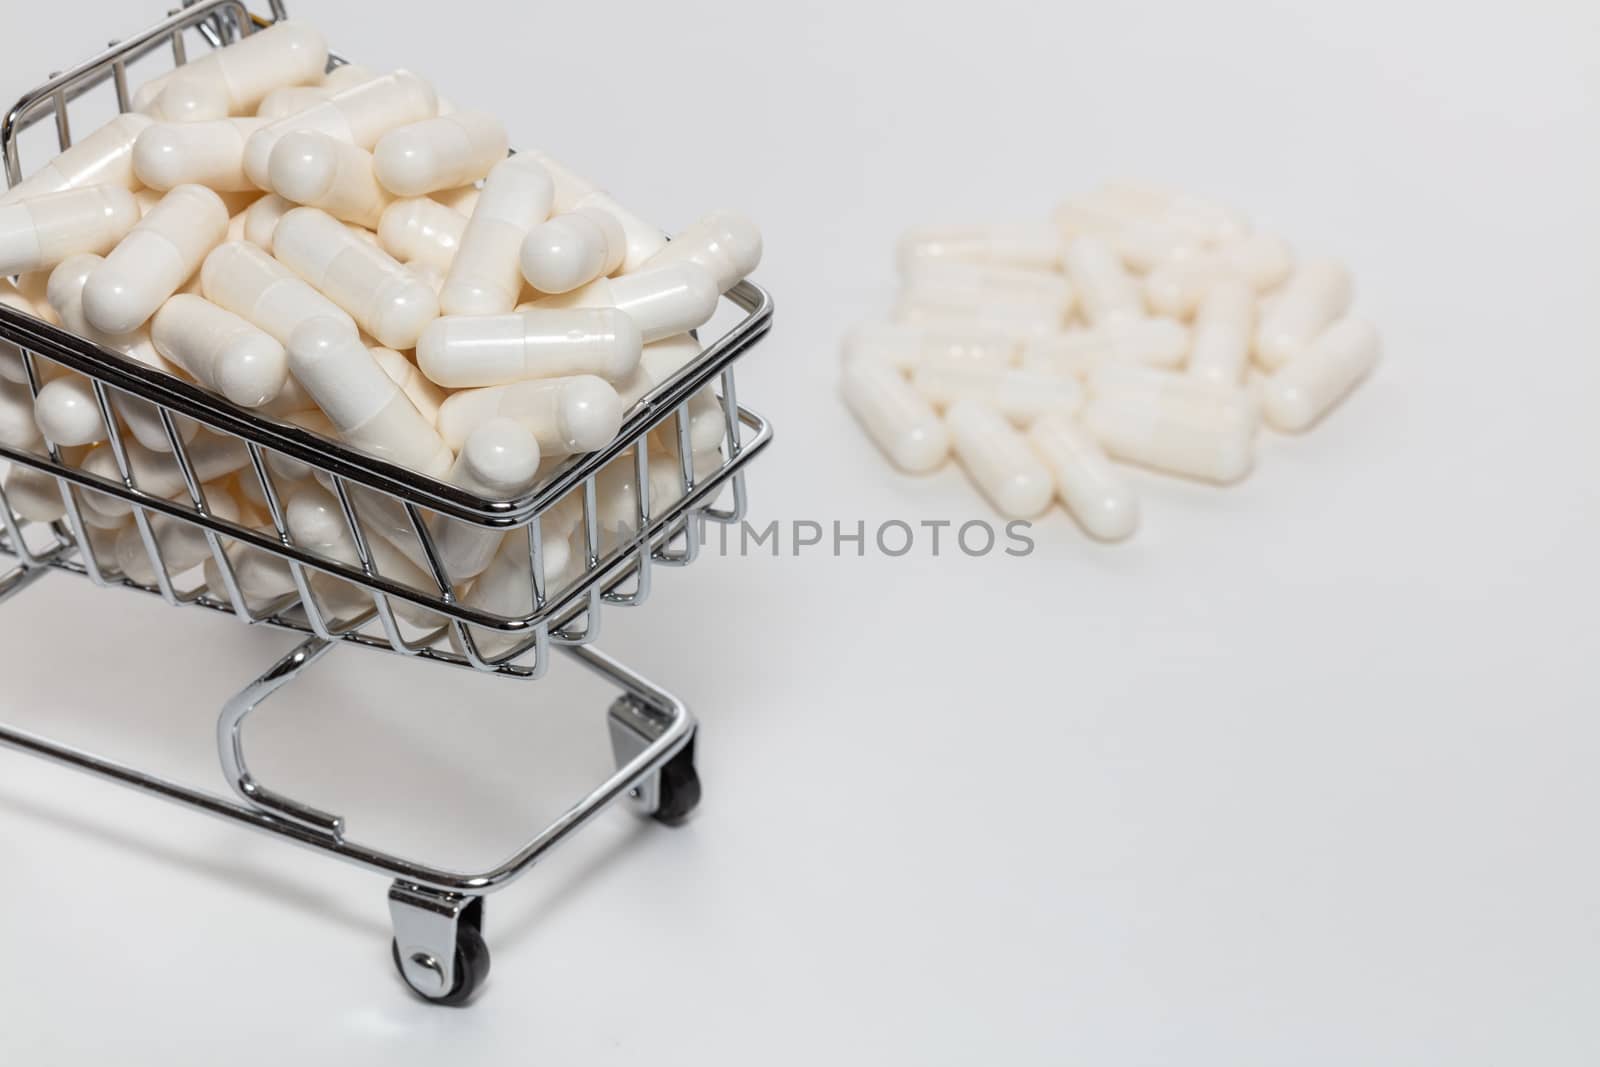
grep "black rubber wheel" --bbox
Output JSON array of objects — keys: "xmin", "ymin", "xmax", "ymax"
[
  {"xmin": 391, "ymin": 923, "xmax": 491, "ymax": 1006},
  {"xmin": 654, "ymin": 736, "xmax": 701, "ymax": 826}
]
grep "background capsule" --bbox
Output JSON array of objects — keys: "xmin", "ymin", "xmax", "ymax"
[
  {"xmin": 1254, "ymin": 258, "xmax": 1352, "ymax": 369},
  {"xmin": 840, "ymin": 360, "xmax": 949, "ymax": 475},
  {"xmin": 1262, "ymin": 317, "xmax": 1380, "ymax": 432},
  {"xmin": 945, "ymin": 400, "xmax": 1054, "ymax": 518}
]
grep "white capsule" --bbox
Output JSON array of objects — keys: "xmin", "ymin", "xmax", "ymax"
[
  {"xmin": 1160, "ymin": 192, "xmax": 1251, "ymax": 246},
  {"xmin": 0, "ymin": 377, "xmax": 39, "ymax": 448},
  {"xmin": 1084, "ymin": 382, "xmax": 1256, "ymax": 485},
  {"xmin": 145, "ymin": 75, "xmax": 230, "ymax": 124},
  {"xmin": 899, "ymin": 259, "xmax": 1075, "ymax": 310},
  {"xmin": 1088, "ymin": 362, "xmax": 1258, "ymax": 422},
  {"xmin": 638, "ymin": 209, "xmax": 762, "ymax": 292},
  {"xmin": 376, "ymin": 197, "xmax": 467, "ymax": 276},
  {"xmin": 410, "ymin": 261, "xmax": 446, "ymax": 295},
  {"xmin": 1026, "ymin": 415, "xmax": 1138, "ymax": 542},
  {"xmin": 33, "ymin": 374, "xmax": 105, "ymax": 446},
  {"xmin": 83, "ymin": 184, "xmax": 227, "ymax": 334},
  {"xmin": 530, "ymin": 264, "xmax": 717, "ymax": 344},
  {"xmin": 841, "ymin": 322, "xmax": 1017, "ymax": 372},
  {"xmin": 594, "ymin": 446, "xmax": 719, "ymax": 551},
  {"xmin": 567, "ymin": 189, "xmax": 666, "ymax": 273},
  {"xmin": 615, "ymin": 332, "xmax": 703, "ymax": 406},
  {"xmin": 648, "ymin": 388, "xmax": 727, "ymax": 458},
  {"xmin": 840, "ymin": 359, "xmax": 949, "ymax": 474},
  {"xmin": 1186, "ymin": 277, "xmax": 1256, "ymax": 385},
  {"xmin": 897, "ymin": 224, "xmax": 1062, "ymax": 272},
  {"xmin": 131, "ymin": 117, "xmax": 265, "ymax": 192},
  {"xmin": 518, "ymin": 206, "xmax": 626, "ymax": 295},
  {"xmin": 3, "ymin": 463, "xmax": 68, "ymax": 523},
  {"xmin": 1062, "ymin": 236, "xmax": 1142, "ymax": 326},
  {"xmin": 1096, "ymin": 181, "xmax": 1250, "ymax": 245},
  {"xmin": 373, "ymin": 112, "xmax": 507, "ymax": 197},
  {"xmin": 1254, "ymin": 258, "xmax": 1353, "ymax": 369},
  {"xmin": 1144, "ymin": 236, "xmax": 1291, "ymax": 320},
  {"xmin": 440, "ymin": 155, "xmax": 554, "ymax": 316},
  {"xmin": 1053, "ymin": 187, "xmax": 1156, "ymax": 241},
  {"xmin": 287, "ymin": 316, "xmax": 453, "ymax": 476},
  {"xmin": 272, "ymin": 207, "xmax": 437, "ymax": 349},
  {"xmin": 0, "ymin": 283, "xmax": 47, "ymax": 383},
  {"xmin": 514, "ymin": 149, "xmax": 597, "ymax": 215},
  {"xmin": 321, "ymin": 64, "xmax": 376, "ymax": 91},
  {"xmin": 79, "ymin": 432, "xmax": 250, "ymax": 517},
  {"xmin": 1262, "ymin": 318, "xmax": 1380, "ymax": 433},
  {"xmin": 283, "ymin": 483, "xmax": 443, "ymax": 629},
  {"xmin": 459, "ymin": 526, "xmax": 577, "ymax": 659},
  {"xmin": 260, "ymin": 408, "xmax": 334, "ymax": 484},
  {"xmin": 429, "ymin": 417, "xmax": 542, "ymax": 579},
  {"xmin": 266, "ymin": 131, "xmax": 391, "ymax": 228},
  {"xmin": 241, "ymin": 193, "xmax": 292, "ymax": 248},
  {"xmin": 0, "ymin": 185, "xmax": 140, "ymax": 275},
  {"xmin": 203, "ymin": 536, "xmax": 301, "ymax": 609},
  {"xmin": 437, "ymin": 375, "xmax": 622, "ymax": 456},
  {"xmin": 945, "ymin": 400, "xmax": 1053, "ymax": 519},
  {"xmin": 115, "ymin": 485, "xmax": 241, "ymax": 585},
  {"xmin": 47, "ymin": 252, "xmax": 197, "ymax": 453},
  {"xmin": 201, "ymin": 239, "xmax": 356, "ymax": 344},
  {"xmin": 1110, "ymin": 220, "xmax": 1206, "ymax": 274},
  {"xmin": 1020, "ymin": 318, "xmax": 1190, "ymax": 376},
  {"xmin": 430, "ymin": 184, "xmax": 481, "ymax": 216},
  {"xmin": 638, "ymin": 338, "xmax": 726, "ymax": 455},
  {"xmin": 417, "ymin": 308, "xmax": 641, "ymax": 389},
  {"xmin": 224, "ymin": 209, "xmax": 249, "ymax": 244},
  {"xmin": 255, "ymin": 84, "xmax": 334, "ymax": 120},
  {"xmin": 0, "ymin": 114, "xmax": 152, "ymax": 205},
  {"xmin": 1216, "ymin": 233, "xmax": 1292, "ymax": 291},
  {"xmin": 913, "ymin": 364, "xmax": 1083, "ymax": 426},
  {"xmin": 1142, "ymin": 259, "xmax": 1218, "ymax": 320},
  {"xmin": 134, "ymin": 22, "xmax": 327, "ymax": 118},
  {"xmin": 370, "ymin": 346, "xmax": 445, "ymax": 426},
  {"xmin": 150, "ymin": 294, "xmax": 287, "ymax": 407},
  {"xmin": 243, "ymin": 70, "xmax": 439, "ymax": 190},
  {"xmin": 896, "ymin": 285, "xmax": 1064, "ymax": 336}
]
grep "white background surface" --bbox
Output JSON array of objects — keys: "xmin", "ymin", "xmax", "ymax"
[{"xmin": 0, "ymin": 0, "xmax": 1597, "ymax": 1063}]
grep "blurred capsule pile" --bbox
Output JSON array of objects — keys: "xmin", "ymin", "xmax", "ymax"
[{"xmin": 840, "ymin": 181, "xmax": 1381, "ymax": 540}]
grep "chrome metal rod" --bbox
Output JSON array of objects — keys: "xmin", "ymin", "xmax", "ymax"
[
  {"xmin": 0, "ymin": 644, "xmax": 694, "ymax": 895},
  {"xmin": 216, "ymin": 636, "xmax": 345, "ymax": 840}
]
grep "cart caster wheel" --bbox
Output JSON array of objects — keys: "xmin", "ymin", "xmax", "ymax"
[
  {"xmin": 391, "ymin": 923, "xmax": 491, "ymax": 1006},
  {"xmin": 654, "ymin": 738, "xmax": 701, "ymax": 826}
]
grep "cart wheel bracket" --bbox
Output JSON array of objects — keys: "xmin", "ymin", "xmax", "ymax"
[
  {"xmin": 607, "ymin": 694, "xmax": 700, "ymax": 823},
  {"xmin": 388, "ymin": 882, "xmax": 489, "ymax": 1004}
]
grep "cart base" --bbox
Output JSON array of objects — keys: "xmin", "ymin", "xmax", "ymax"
[{"xmin": 0, "ymin": 632, "xmax": 702, "ymax": 1005}]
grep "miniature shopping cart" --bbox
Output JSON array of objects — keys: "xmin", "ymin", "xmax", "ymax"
[{"xmin": 0, "ymin": 0, "xmax": 773, "ymax": 1005}]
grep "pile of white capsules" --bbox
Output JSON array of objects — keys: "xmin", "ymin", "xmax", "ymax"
[
  {"xmin": 840, "ymin": 182, "xmax": 1379, "ymax": 540},
  {"xmin": 0, "ymin": 21, "xmax": 760, "ymax": 639}
]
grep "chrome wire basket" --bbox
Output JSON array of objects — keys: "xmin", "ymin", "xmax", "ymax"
[{"xmin": 0, "ymin": 0, "xmax": 774, "ymax": 1004}]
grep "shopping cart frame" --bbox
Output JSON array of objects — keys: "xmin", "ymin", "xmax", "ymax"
[{"xmin": 0, "ymin": 0, "xmax": 774, "ymax": 1005}]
